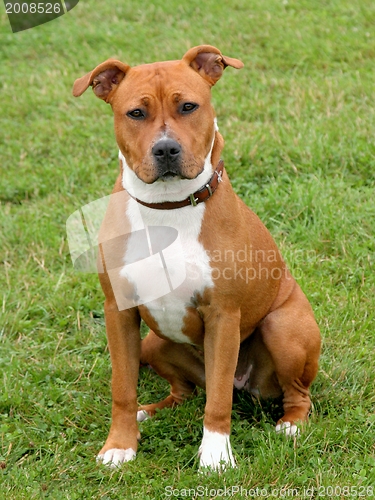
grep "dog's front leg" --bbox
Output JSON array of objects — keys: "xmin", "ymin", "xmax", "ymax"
[
  {"xmin": 97, "ymin": 301, "xmax": 141, "ymax": 467},
  {"xmin": 198, "ymin": 306, "xmax": 240, "ymax": 471}
]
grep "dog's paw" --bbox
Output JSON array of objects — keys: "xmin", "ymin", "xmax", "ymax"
[
  {"xmin": 137, "ymin": 410, "xmax": 150, "ymax": 422},
  {"xmin": 198, "ymin": 428, "xmax": 236, "ymax": 472},
  {"xmin": 96, "ymin": 448, "xmax": 136, "ymax": 467},
  {"xmin": 275, "ymin": 421, "xmax": 300, "ymax": 437}
]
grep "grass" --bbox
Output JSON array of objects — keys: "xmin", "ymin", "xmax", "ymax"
[{"xmin": 1, "ymin": 0, "xmax": 375, "ymax": 497}]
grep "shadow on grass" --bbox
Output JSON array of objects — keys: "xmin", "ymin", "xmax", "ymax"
[{"xmin": 233, "ymin": 390, "xmax": 284, "ymax": 426}]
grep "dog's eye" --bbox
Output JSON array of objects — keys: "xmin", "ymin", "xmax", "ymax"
[
  {"xmin": 181, "ymin": 103, "xmax": 199, "ymax": 114},
  {"xmin": 127, "ymin": 109, "xmax": 146, "ymax": 120}
]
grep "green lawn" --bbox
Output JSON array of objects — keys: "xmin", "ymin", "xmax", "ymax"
[{"xmin": 1, "ymin": 0, "xmax": 375, "ymax": 498}]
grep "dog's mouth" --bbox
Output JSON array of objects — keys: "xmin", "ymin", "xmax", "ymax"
[{"xmin": 158, "ymin": 171, "xmax": 181, "ymax": 181}]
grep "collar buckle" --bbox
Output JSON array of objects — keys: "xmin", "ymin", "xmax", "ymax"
[{"xmin": 189, "ymin": 193, "xmax": 199, "ymax": 206}]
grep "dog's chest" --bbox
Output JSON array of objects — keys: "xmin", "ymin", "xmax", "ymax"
[{"xmin": 123, "ymin": 198, "xmax": 213, "ymax": 344}]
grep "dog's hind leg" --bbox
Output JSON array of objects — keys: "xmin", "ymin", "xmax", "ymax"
[
  {"xmin": 259, "ymin": 281, "xmax": 321, "ymax": 435},
  {"xmin": 137, "ymin": 330, "xmax": 205, "ymax": 420}
]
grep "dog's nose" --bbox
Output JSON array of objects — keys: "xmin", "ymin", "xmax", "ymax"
[{"xmin": 152, "ymin": 139, "xmax": 181, "ymax": 163}]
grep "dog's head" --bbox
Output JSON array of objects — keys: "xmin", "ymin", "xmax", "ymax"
[{"xmin": 73, "ymin": 45, "xmax": 243, "ymax": 184}]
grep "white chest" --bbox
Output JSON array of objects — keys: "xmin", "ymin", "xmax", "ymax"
[{"xmin": 122, "ymin": 197, "xmax": 213, "ymax": 344}]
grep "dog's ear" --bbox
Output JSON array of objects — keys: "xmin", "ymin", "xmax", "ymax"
[
  {"xmin": 72, "ymin": 59, "xmax": 130, "ymax": 102},
  {"xmin": 182, "ymin": 45, "xmax": 243, "ymax": 86}
]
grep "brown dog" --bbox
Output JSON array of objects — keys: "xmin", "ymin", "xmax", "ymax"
[{"xmin": 73, "ymin": 45, "xmax": 321, "ymax": 470}]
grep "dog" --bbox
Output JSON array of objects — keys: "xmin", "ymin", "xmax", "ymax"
[{"xmin": 72, "ymin": 45, "xmax": 321, "ymax": 470}]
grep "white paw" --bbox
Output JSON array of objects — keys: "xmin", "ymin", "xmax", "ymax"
[
  {"xmin": 137, "ymin": 410, "xmax": 150, "ymax": 422},
  {"xmin": 275, "ymin": 421, "xmax": 300, "ymax": 437},
  {"xmin": 198, "ymin": 427, "xmax": 236, "ymax": 471},
  {"xmin": 96, "ymin": 448, "xmax": 136, "ymax": 467}
]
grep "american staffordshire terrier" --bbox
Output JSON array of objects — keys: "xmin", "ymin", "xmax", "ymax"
[{"xmin": 72, "ymin": 45, "xmax": 321, "ymax": 470}]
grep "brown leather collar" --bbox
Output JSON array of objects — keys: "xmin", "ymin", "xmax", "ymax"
[{"xmin": 126, "ymin": 160, "xmax": 224, "ymax": 210}]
